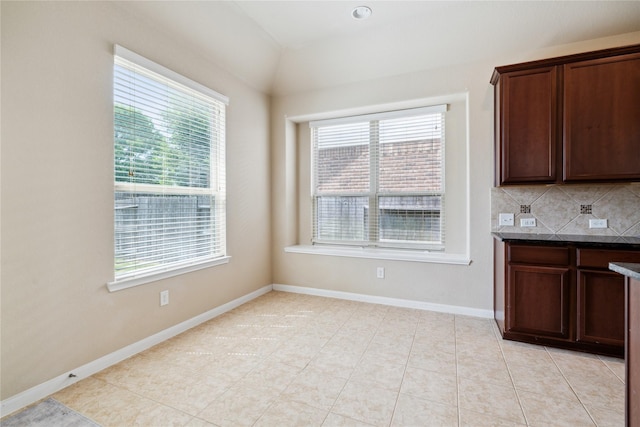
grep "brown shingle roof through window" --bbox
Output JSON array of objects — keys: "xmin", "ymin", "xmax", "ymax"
[{"xmin": 317, "ymin": 139, "xmax": 441, "ymax": 193}]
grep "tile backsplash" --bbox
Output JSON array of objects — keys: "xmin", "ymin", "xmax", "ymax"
[{"xmin": 491, "ymin": 183, "xmax": 640, "ymax": 236}]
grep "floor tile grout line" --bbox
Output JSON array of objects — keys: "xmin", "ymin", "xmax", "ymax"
[
  {"xmin": 495, "ymin": 335, "xmax": 531, "ymax": 426},
  {"xmin": 93, "ymin": 375, "xmax": 200, "ymax": 425},
  {"xmin": 597, "ymin": 354, "xmax": 626, "ymax": 384},
  {"xmin": 544, "ymin": 346, "xmax": 600, "ymax": 427},
  {"xmin": 255, "ymin": 303, "xmax": 353, "ymax": 426},
  {"xmin": 95, "ymin": 333, "xmax": 235, "ymax": 424},
  {"xmin": 460, "ymin": 317, "xmax": 532, "ymax": 426},
  {"xmin": 346, "ymin": 310, "xmax": 397, "ymax": 426},
  {"xmin": 387, "ymin": 313, "xmax": 420, "ymax": 427},
  {"xmin": 196, "ymin": 306, "xmax": 294, "ymax": 425},
  {"xmin": 454, "ymin": 315, "xmax": 461, "ymax": 427},
  {"xmin": 311, "ymin": 305, "xmax": 374, "ymax": 425}
]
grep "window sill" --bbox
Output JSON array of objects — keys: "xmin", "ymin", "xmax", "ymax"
[
  {"xmin": 107, "ymin": 256, "xmax": 231, "ymax": 292},
  {"xmin": 284, "ymin": 245, "xmax": 470, "ymax": 265}
]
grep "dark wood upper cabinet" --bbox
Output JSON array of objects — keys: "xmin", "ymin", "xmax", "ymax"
[
  {"xmin": 496, "ymin": 67, "xmax": 559, "ymax": 184},
  {"xmin": 563, "ymin": 53, "xmax": 640, "ymax": 181},
  {"xmin": 491, "ymin": 45, "xmax": 640, "ymax": 186}
]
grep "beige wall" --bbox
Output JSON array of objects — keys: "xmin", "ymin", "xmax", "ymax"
[
  {"xmin": 270, "ymin": 31, "xmax": 640, "ymax": 313},
  {"xmin": 1, "ymin": 2, "xmax": 271, "ymax": 399}
]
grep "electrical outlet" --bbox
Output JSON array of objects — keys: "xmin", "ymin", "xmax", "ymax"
[
  {"xmin": 376, "ymin": 267, "xmax": 385, "ymax": 279},
  {"xmin": 520, "ymin": 218, "xmax": 536, "ymax": 227},
  {"xmin": 160, "ymin": 290, "xmax": 169, "ymax": 306},
  {"xmin": 589, "ymin": 219, "xmax": 608, "ymax": 229},
  {"xmin": 499, "ymin": 213, "xmax": 515, "ymax": 226}
]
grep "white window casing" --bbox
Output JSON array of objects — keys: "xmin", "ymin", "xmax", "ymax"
[{"xmin": 108, "ymin": 45, "xmax": 228, "ymax": 291}]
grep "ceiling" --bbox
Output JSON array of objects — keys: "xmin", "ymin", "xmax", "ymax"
[{"xmin": 115, "ymin": 1, "xmax": 640, "ymax": 95}]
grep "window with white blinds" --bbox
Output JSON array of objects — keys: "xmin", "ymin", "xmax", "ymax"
[
  {"xmin": 112, "ymin": 45, "xmax": 228, "ymax": 285},
  {"xmin": 310, "ymin": 105, "xmax": 446, "ymax": 250}
]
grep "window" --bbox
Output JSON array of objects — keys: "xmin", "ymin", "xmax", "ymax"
[
  {"xmin": 110, "ymin": 46, "xmax": 228, "ymax": 289},
  {"xmin": 310, "ymin": 105, "xmax": 446, "ymax": 250}
]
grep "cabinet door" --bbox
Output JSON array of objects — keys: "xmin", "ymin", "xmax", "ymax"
[
  {"xmin": 564, "ymin": 53, "xmax": 640, "ymax": 181},
  {"xmin": 577, "ymin": 269, "xmax": 625, "ymax": 347},
  {"xmin": 497, "ymin": 67, "xmax": 559, "ymax": 185},
  {"xmin": 507, "ymin": 264, "xmax": 571, "ymax": 339}
]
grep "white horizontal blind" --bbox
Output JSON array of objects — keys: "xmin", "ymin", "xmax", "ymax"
[
  {"xmin": 311, "ymin": 106, "xmax": 445, "ymax": 250},
  {"xmin": 113, "ymin": 46, "xmax": 227, "ymax": 282}
]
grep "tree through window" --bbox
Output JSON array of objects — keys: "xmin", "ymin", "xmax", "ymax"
[{"xmin": 112, "ymin": 46, "xmax": 228, "ymax": 283}]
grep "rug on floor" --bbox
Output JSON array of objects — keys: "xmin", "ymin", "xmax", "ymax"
[{"xmin": 2, "ymin": 398, "xmax": 100, "ymax": 427}]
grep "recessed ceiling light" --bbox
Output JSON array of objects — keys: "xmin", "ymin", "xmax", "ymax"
[{"xmin": 351, "ymin": 6, "xmax": 372, "ymax": 20}]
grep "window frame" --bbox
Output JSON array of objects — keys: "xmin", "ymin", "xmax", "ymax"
[
  {"xmin": 310, "ymin": 105, "xmax": 447, "ymax": 251},
  {"xmin": 107, "ymin": 45, "xmax": 229, "ymax": 292}
]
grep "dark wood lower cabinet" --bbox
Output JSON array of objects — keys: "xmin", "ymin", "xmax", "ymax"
[
  {"xmin": 494, "ymin": 239, "xmax": 640, "ymax": 357},
  {"xmin": 508, "ymin": 265, "xmax": 571, "ymax": 338},
  {"xmin": 577, "ymin": 269, "xmax": 625, "ymax": 347}
]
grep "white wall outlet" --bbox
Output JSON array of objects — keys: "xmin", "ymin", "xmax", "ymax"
[
  {"xmin": 520, "ymin": 218, "xmax": 536, "ymax": 227},
  {"xmin": 376, "ymin": 267, "xmax": 385, "ymax": 279},
  {"xmin": 499, "ymin": 213, "xmax": 515, "ymax": 226},
  {"xmin": 160, "ymin": 290, "xmax": 169, "ymax": 306},
  {"xmin": 589, "ymin": 218, "xmax": 608, "ymax": 229}
]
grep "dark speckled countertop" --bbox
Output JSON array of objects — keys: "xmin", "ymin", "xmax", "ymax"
[{"xmin": 492, "ymin": 232, "xmax": 640, "ymax": 248}]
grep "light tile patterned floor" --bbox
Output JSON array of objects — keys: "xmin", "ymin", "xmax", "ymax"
[{"xmin": 47, "ymin": 291, "xmax": 624, "ymax": 426}]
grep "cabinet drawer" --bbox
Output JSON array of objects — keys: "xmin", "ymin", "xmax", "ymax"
[
  {"xmin": 577, "ymin": 249, "xmax": 640, "ymax": 269},
  {"xmin": 508, "ymin": 244, "xmax": 570, "ymax": 266}
]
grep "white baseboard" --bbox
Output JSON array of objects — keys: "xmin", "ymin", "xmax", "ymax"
[
  {"xmin": 272, "ymin": 284, "xmax": 493, "ymax": 319},
  {"xmin": 0, "ymin": 284, "xmax": 272, "ymax": 418}
]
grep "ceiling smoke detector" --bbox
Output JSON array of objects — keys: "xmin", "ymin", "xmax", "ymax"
[{"xmin": 351, "ymin": 6, "xmax": 372, "ymax": 20}]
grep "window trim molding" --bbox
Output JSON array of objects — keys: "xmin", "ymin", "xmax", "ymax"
[
  {"xmin": 284, "ymin": 245, "xmax": 470, "ymax": 265},
  {"xmin": 309, "ymin": 104, "xmax": 447, "ymax": 128},
  {"xmin": 107, "ymin": 256, "xmax": 231, "ymax": 292}
]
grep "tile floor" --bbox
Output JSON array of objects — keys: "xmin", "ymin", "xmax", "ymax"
[{"xmin": 36, "ymin": 291, "xmax": 626, "ymax": 425}]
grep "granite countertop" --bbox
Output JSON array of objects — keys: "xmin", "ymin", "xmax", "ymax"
[
  {"xmin": 609, "ymin": 262, "xmax": 640, "ymax": 280},
  {"xmin": 492, "ymin": 232, "xmax": 640, "ymax": 247}
]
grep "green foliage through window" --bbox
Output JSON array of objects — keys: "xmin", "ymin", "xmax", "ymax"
[{"xmin": 113, "ymin": 46, "xmax": 226, "ymax": 281}]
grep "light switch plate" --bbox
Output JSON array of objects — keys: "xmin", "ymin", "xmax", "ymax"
[{"xmin": 499, "ymin": 213, "xmax": 515, "ymax": 226}]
